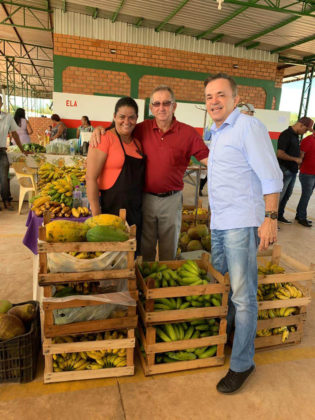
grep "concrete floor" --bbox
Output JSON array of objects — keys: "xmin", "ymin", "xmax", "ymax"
[{"xmin": 0, "ymin": 180, "xmax": 314, "ymax": 420}]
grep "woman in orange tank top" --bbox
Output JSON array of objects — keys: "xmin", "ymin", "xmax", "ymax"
[{"xmin": 86, "ymin": 97, "xmax": 145, "ymax": 249}]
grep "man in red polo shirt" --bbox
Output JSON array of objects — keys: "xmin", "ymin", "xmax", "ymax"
[
  {"xmin": 296, "ymin": 122, "xmax": 315, "ymax": 227},
  {"xmin": 90, "ymin": 86, "xmax": 209, "ymax": 260},
  {"xmin": 135, "ymin": 86, "xmax": 208, "ymax": 260}
]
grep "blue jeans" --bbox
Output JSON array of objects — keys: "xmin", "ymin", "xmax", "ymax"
[
  {"xmin": 278, "ymin": 168, "xmax": 297, "ymax": 218},
  {"xmin": 0, "ymin": 150, "xmax": 10, "ymax": 202},
  {"xmin": 211, "ymin": 227, "xmax": 259, "ymax": 372},
  {"xmin": 296, "ymin": 173, "xmax": 315, "ymax": 220}
]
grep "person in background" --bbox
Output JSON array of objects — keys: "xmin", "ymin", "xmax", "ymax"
[
  {"xmin": 295, "ymin": 122, "xmax": 315, "ymax": 227},
  {"xmin": 204, "ymin": 73, "xmax": 282, "ymax": 394},
  {"xmin": 13, "ymin": 108, "xmax": 33, "ymax": 145},
  {"xmin": 238, "ymin": 103, "xmax": 255, "ymax": 116},
  {"xmin": 0, "ymin": 95, "xmax": 30, "ymax": 211},
  {"xmin": 45, "ymin": 125, "xmax": 52, "ymax": 139},
  {"xmin": 277, "ymin": 116, "xmax": 314, "ymax": 224},
  {"xmin": 76, "ymin": 116, "xmax": 93, "ymax": 138},
  {"xmin": 86, "ymin": 97, "xmax": 145, "ymax": 249},
  {"xmin": 50, "ymin": 114, "xmax": 67, "ymax": 140}
]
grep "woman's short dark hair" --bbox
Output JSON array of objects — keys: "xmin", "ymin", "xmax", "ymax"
[
  {"xmin": 82, "ymin": 115, "xmax": 91, "ymax": 125},
  {"xmin": 51, "ymin": 114, "xmax": 61, "ymax": 122},
  {"xmin": 106, "ymin": 97, "xmax": 138, "ymax": 131},
  {"xmin": 14, "ymin": 108, "xmax": 26, "ymax": 127},
  {"xmin": 204, "ymin": 73, "xmax": 238, "ymax": 97}
]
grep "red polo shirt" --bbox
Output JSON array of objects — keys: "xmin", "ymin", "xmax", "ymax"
[
  {"xmin": 300, "ymin": 134, "xmax": 315, "ymax": 175},
  {"xmin": 134, "ymin": 118, "xmax": 209, "ymax": 193}
]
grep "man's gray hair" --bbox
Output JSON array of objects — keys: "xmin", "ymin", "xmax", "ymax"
[{"xmin": 150, "ymin": 85, "xmax": 175, "ymax": 103}]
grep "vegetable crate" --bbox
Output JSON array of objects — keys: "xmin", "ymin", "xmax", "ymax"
[
  {"xmin": 42, "ymin": 328, "xmax": 135, "ymax": 383},
  {"xmin": 136, "ymin": 318, "xmax": 227, "ymax": 375},
  {"xmin": 0, "ymin": 301, "xmax": 41, "ymax": 383},
  {"xmin": 136, "ymin": 253, "xmax": 229, "ymax": 326},
  {"xmin": 255, "ymin": 245, "xmax": 314, "ymax": 350},
  {"xmin": 38, "ymin": 213, "xmax": 138, "ymax": 338},
  {"xmin": 182, "ymin": 199, "xmax": 209, "ymax": 223}
]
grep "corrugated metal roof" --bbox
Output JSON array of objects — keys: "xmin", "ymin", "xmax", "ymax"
[{"xmin": 1, "ymin": 0, "xmax": 314, "ymax": 98}]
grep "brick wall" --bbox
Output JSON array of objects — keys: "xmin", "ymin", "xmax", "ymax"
[
  {"xmin": 28, "ymin": 117, "xmax": 52, "ymax": 143},
  {"xmin": 55, "ymin": 34, "xmax": 282, "ymax": 109},
  {"xmin": 55, "ymin": 34, "xmax": 279, "ymax": 81},
  {"xmin": 139, "ymin": 75, "xmax": 266, "ymax": 109},
  {"xmin": 63, "ymin": 67, "xmax": 130, "ymax": 96}
]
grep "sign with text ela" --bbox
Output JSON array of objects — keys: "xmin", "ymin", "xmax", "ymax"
[{"xmin": 53, "ymin": 92, "xmax": 145, "ymax": 128}]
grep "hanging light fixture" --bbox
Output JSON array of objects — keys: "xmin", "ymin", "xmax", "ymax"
[{"xmin": 217, "ymin": 0, "xmax": 224, "ymax": 10}]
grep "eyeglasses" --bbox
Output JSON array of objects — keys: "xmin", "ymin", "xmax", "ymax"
[{"xmin": 151, "ymin": 101, "xmax": 174, "ymax": 108}]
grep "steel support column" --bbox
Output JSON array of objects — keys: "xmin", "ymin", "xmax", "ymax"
[
  {"xmin": 298, "ymin": 65, "xmax": 314, "ymax": 119},
  {"xmin": 5, "ymin": 56, "xmax": 16, "ymax": 112}
]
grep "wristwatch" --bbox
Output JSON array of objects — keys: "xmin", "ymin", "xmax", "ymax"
[{"xmin": 265, "ymin": 211, "xmax": 278, "ymax": 220}]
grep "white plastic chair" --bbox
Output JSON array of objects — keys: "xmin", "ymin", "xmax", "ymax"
[{"xmin": 12, "ymin": 162, "xmax": 37, "ymax": 214}]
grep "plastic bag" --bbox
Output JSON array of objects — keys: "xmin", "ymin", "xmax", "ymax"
[
  {"xmin": 47, "ymin": 291, "xmax": 136, "ymax": 325},
  {"xmin": 47, "ymin": 250, "xmax": 127, "ymax": 273}
]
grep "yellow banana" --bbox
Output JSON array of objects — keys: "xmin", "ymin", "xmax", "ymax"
[
  {"xmin": 283, "ymin": 307, "xmax": 296, "ymax": 316},
  {"xmin": 281, "ymin": 328, "xmax": 289, "ymax": 343},
  {"xmin": 279, "ymin": 307, "xmax": 286, "ymax": 317}
]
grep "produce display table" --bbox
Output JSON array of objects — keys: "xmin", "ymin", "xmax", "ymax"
[{"xmin": 23, "ymin": 211, "xmax": 88, "ymax": 255}]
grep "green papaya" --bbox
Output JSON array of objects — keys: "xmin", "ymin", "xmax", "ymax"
[{"xmin": 86, "ymin": 225, "xmax": 129, "ymax": 242}]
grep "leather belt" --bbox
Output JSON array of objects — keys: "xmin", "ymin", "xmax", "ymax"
[
  {"xmin": 0, "ymin": 147, "xmax": 7, "ymax": 151},
  {"xmin": 148, "ymin": 190, "xmax": 179, "ymax": 198}
]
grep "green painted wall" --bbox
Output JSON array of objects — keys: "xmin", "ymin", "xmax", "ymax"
[{"xmin": 54, "ymin": 55, "xmax": 282, "ymax": 110}]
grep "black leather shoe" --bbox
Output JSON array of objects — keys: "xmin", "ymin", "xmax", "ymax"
[
  {"xmin": 216, "ymin": 366, "xmax": 255, "ymax": 394},
  {"xmin": 295, "ymin": 216, "xmax": 312, "ymax": 224},
  {"xmin": 278, "ymin": 216, "xmax": 292, "ymax": 224},
  {"xmin": 298, "ymin": 219, "xmax": 312, "ymax": 227}
]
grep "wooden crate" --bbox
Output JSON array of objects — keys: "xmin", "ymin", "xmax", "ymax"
[
  {"xmin": 182, "ymin": 199, "xmax": 209, "ymax": 223},
  {"xmin": 38, "ymin": 215, "xmax": 137, "ymax": 290},
  {"xmin": 43, "ymin": 329, "xmax": 135, "ymax": 383},
  {"xmin": 137, "ymin": 318, "xmax": 227, "ymax": 375},
  {"xmin": 136, "ymin": 253, "xmax": 229, "ymax": 326},
  {"xmin": 255, "ymin": 245, "xmax": 314, "ymax": 350}
]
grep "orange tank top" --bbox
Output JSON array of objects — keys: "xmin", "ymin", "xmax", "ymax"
[{"xmin": 97, "ymin": 129, "xmax": 143, "ymax": 190}]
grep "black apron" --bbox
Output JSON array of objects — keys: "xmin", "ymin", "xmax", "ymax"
[{"xmin": 100, "ymin": 131, "xmax": 146, "ymax": 250}]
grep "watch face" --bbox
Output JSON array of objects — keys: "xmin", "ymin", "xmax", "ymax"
[{"xmin": 271, "ymin": 213, "xmax": 278, "ymax": 220}]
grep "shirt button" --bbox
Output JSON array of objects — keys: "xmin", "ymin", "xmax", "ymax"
[{"xmin": 161, "ymin": 138, "xmax": 164, "ymax": 141}]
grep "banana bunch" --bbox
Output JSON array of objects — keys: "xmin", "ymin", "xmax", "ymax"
[
  {"xmin": 139, "ymin": 260, "xmax": 209, "ymax": 288},
  {"xmin": 68, "ymin": 251, "xmax": 103, "ymax": 259},
  {"xmin": 52, "ymin": 331, "xmax": 128, "ymax": 371},
  {"xmin": 64, "ymin": 165, "xmax": 86, "ymax": 183},
  {"xmin": 257, "ymin": 325, "xmax": 296, "ymax": 343},
  {"xmin": 153, "ymin": 293, "xmax": 222, "ymax": 311},
  {"xmin": 71, "ymin": 206, "xmax": 90, "ymax": 218},
  {"xmin": 39, "ymin": 178, "xmax": 73, "ymax": 206},
  {"xmin": 182, "ymin": 208, "xmax": 208, "ymax": 215},
  {"xmin": 32, "ymin": 198, "xmax": 72, "ymax": 218},
  {"xmin": 156, "ymin": 319, "xmax": 220, "ymax": 343},
  {"xmin": 155, "ymin": 345, "xmax": 217, "ymax": 363},
  {"xmin": 258, "ymin": 307, "xmax": 297, "ymax": 319},
  {"xmin": 38, "ymin": 162, "xmax": 64, "ymax": 184},
  {"xmin": 54, "ymin": 281, "xmax": 99, "ymax": 297},
  {"xmin": 258, "ymin": 261, "xmax": 285, "ymax": 275},
  {"xmin": 53, "ymin": 350, "xmax": 126, "ymax": 371},
  {"xmin": 257, "ymin": 282, "xmax": 303, "ymax": 301}
]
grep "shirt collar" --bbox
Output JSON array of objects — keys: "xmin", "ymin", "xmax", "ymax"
[
  {"xmin": 153, "ymin": 116, "xmax": 177, "ymax": 133},
  {"xmin": 210, "ymin": 107, "xmax": 240, "ymax": 135}
]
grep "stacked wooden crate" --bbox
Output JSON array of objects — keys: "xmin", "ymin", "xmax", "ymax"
[
  {"xmin": 136, "ymin": 253, "xmax": 229, "ymax": 375},
  {"xmin": 38, "ymin": 214, "xmax": 138, "ymax": 383},
  {"xmin": 255, "ymin": 245, "xmax": 313, "ymax": 350}
]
